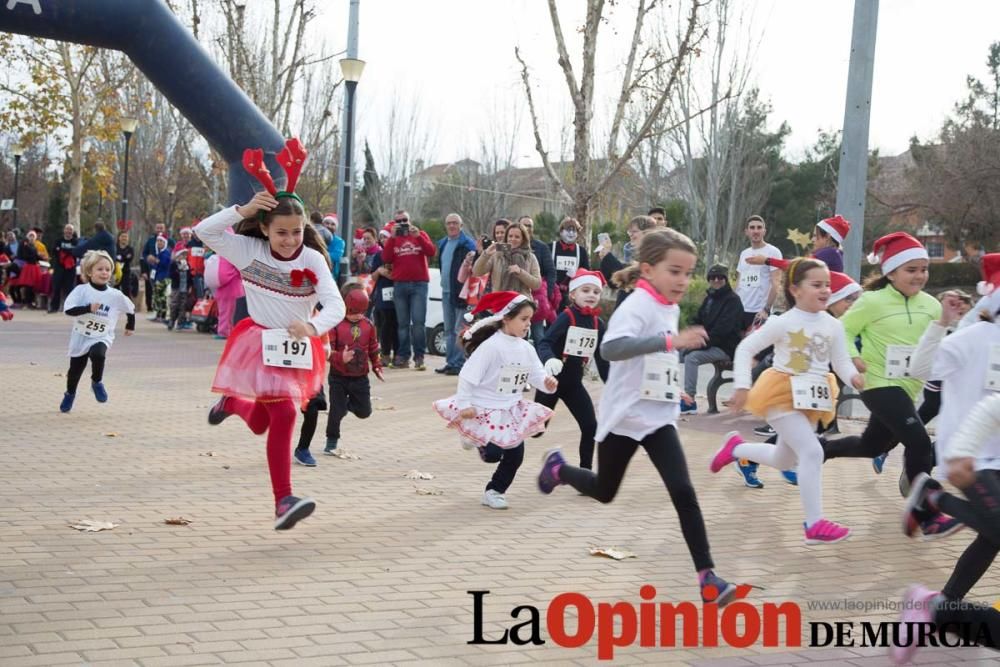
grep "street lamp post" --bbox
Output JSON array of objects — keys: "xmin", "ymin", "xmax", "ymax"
[
  {"xmin": 337, "ymin": 57, "xmax": 365, "ymax": 280},
  {"xmin": 120, "ymin": 117, "xmax": 138, "ymax": 227},
  {"xmin": 166, "ymin": 183, "xmax": 177, "ymax": 232},
  {"xmin": 11, "ymin": 145, "xmax": 23, "ymax": 230}
]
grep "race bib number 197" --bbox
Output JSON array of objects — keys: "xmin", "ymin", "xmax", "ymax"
[{"xmin": 261, "ymin": 329, "xmax": 313, "ymax": 369}]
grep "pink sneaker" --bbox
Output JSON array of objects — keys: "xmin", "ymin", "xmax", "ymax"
[
  {"xmin": 710, "ymin": 431, "xmax": 743, "ymax": 473},
  {"xmin": 889, "ymin": 585, "xmax": 937, "ymax": 665},
  {"xmin": 803, "ymin": 518, "xmax": 851, "ymax": 545}
]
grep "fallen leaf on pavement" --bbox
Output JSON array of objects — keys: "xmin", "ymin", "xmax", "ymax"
[
  {"xmin": 589, "ymin": 546, "xmax": 636, "ymax": 561},
  {"xmin": 404, "ymin": 470, "xmax": 434, "ymax": 480},
  {"xmin": 164, "ymin": 517, "xmax": 192, "ymax": 525},
  {"xmin": 222, "ymin": 465, "xmax": 230, "ymax": 470},
  {"xmin": 29, "ymin": 361, "xmax": 38, "ymax": 366},
  {"xmin": 200, "ymin": 451, "xmax": 217, "ymax": 457},
  {"xmin": 69, "ymin": 520, "xmax": 118, "ymax": 532},
  {"xmin": 104, "ymin": 432, "xmax": 119, "ymax": 438},
  {"xmin": 374, "ymin": 405, "xmax": 396, "ymax": 411},
  {"xmin": 53, "ymin": 373, "xmax": 63, "ymax": 377},
  {"xmin": 415, "ymin": 487, "xmax": 444, "ymax": 496},
  {"xmin": 331, "ymin": 450, "xmax": 361, "ymax": 460}
]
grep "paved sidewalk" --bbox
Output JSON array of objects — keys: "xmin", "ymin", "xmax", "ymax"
[{"xmin": 1, "ymin": 309, "xmax": 996, "ymax": 666}]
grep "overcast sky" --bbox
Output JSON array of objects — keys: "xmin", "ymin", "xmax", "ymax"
[{"xmin": 316, "ymin": 0, "xmax": 1000, "ymax": 167}]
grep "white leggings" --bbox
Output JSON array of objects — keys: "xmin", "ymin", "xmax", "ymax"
[{"xmin": 732, "ymin": 411, "xmax": 825, "ymax": 526}]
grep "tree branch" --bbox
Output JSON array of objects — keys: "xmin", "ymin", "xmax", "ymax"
[{"xmin": 514, "ymin": 46, "xmax": 572, "ymax": 204}]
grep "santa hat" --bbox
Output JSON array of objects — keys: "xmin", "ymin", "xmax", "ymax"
[
  {"xmin": 156, "ymin": 234, "xmax": 169, "ymax": 246},
  {"xmin": 462, "ymin": 291, "xmax": 529, "ymax": 340},
  {"xmin": 345, "ymin": 288, "xmax": 369, "ymax": 315},
  {"xmin": 828, "ymin": 271, "xmax": 861, "ymax": 307},
  {"xmin": 867, "ymin": 232, "xmax": 928, "ymax": 275},
  {"xmin": 977, "ymin": 253, "xmax": 1000, "ymax": 296},
  {"xmin": 179, "ymin": 226, "xmax": 192, "ymax": 235},
  {"xmin": 816, "ymin": 215, "xmax": 851, "ymax": 245},
  {"xmin": 568, "ymin": 269, "xmax": 606, "ymax": 293},
  {"xmin": 322, "ymin": 213, "xmax": 338, "ymax": 226}
]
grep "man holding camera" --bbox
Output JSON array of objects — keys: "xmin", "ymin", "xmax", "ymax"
[{"xmin": 381, "ymin": 210, "xmax": 437, "ymax": 370}]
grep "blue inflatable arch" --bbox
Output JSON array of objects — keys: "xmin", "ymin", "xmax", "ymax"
[{"xmin": 0, "ymin": 0, "xmax": 286, "ymax": 206}]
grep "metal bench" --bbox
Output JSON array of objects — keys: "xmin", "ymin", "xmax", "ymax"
[{"xmin": 706, "ymin": 361, "xmax": 733, "ymax": 414}]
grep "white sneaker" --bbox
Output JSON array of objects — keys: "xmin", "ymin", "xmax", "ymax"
[
  {"xmin": 481, "ymin": 489, "xmax": 509, "ymax": 510},
  {"xmin": 460, "ymin": 437, "xmax": 477, "ymax": 451},
  {"xmin": 146, "ymin": 313, "xmax": 158, "ymax": 321}
]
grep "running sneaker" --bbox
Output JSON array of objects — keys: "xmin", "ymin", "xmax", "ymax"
[
  {"xmin": 413, "ymin": 357, "xmax": 427, "ymax": 371},
  {"xmin": 899, "ymin": 470, "xmax": 911, "ymax": 498},
  {"xmin": 274, "ymin": 495, "xmax": 315, "ymax": 530},
  {"xmin": 294, "ymin": 449, "xmax": 317, "ymax": 467},
  {"xmin": 481, "ymin": 489, "xmax": 509, "ymax": 510},
  {"xmin": 323, "ymin": 438, "xmax": 339, "ymax": 455},
  {"xmin": 207, "ymin": 396, "xmax": 231, "ymax": 425},
  {"xmin": 538, "ymin": 448, "xmax": 567, "ymax": 494},
  {"xmin": 736, "ymin": 459, "xmax": 764, "ymax": 489},
  {"xmin": 700, "ymin": 571, "xmax": 737, "ymax": 607},
  {"xmin": 753, "ymin": 423, "xmax": 776, "ymax": 438},
  {"xmin": 59, "ymin": 392, "xmax": 75, "ymax": 413},
  {"xmin": 710, "ymin": 431, "xmax": 743, "ymax": 473},
  {"xmin": 391, "ymin": 358, "xmax": 410, "ymax": 369},
  {"xmin": 781, "ymin": 470, "xmax": 798, "ymax": 486},
  {"xmin": 91, "ymin": 381, "xmax": 108, "ymax": 403},
  {"xmin": 680, "ymin": 398, "xmax": 698, "ymax": 415},
  {"xmin": 918, "ymin": 513, "xmax": 964, "ymax": 542},
  {"xmin": 902, "ymin": 472, "xmax": 941, "ymax": 538},
  {"xmin": 873, "ymin": 452, "xmax": 888, "ymax": 474},
  {"xmin": 804, "ymin": 518, "xmax": 851, "ymax": 545},
  {"xmin": 889, "ymin": 585, "xmax": 937, "ymax": 665}
]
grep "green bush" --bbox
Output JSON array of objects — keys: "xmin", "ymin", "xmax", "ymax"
[{"xmin": 679, "ymin": 277, "xmax": 708, "ymax": 328}]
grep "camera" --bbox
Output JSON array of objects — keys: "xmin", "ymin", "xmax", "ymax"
[{"xmin": 395, "ymin": 222, "xmax": 410, "ymax": 237}]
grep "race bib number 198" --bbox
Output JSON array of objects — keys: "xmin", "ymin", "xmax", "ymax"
[
  {"xmin": 261, "ymin": 329, "xmax": 313, "ymax": 369},
  {"xmin": 791, "ymin": 374, "xmax": 833, "ymax": 411}
]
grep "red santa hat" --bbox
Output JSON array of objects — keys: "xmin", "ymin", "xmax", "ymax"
[
  {"xmin": 977, "ymin": 253, "xmax": 1000, "ymax": 296},
  {"xmin": 322, "ymin": 213, "xmax": 338, "ymax": 226},
  {"xmin": 179, "ymin": 226, "xmax": 193, "ymax": 236},
  {"xmin": 867, "ymin": 232, "xmax": 928, "ymax": 275},
  {"xmin": 816, "ymin": 215, "xmax": 851, "ymax": 245},
  {"xmin": 568, "ymin": 269, "xmax": 606, "ymax": 293},
  {"xmin": 828, "ymin": 271, "xmax": 861, "ymax": 307},
  {"xmin": 156, "ymin": 234, "xmax": 169, "ymax": 246},
  {"xmin": 462, "ymin": 291, "xmax": 530, "ymax": 339}
]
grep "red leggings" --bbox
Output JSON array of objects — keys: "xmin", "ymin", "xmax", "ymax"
[{"xmin": 223, "ymin": 396, "xmax": 297, "ymax": 506}]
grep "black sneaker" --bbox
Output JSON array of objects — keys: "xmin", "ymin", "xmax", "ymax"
[
  {"xmin": 274, "ymin": 495, "xmax": 316, "ymax": 530},
  {"xmin": 753, "ymin": 424, "xmax": 775, "ymax": 438},
  {"xmin": 434, "ymin": 365, "xmax": 450, "ymax": 374},
  {"xmin": 207, "ymin": 397, "xmax": 231, "ymax": 425}
]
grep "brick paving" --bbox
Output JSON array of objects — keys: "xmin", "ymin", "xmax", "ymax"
[{"xmin": 1, "ymin": 308, "xmax": 997, "ymax": 666}]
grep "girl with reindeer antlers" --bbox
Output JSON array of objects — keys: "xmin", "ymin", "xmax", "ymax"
[{"xmin": 195, "ymin": 139, "xmax": 345, "ymax": 530}]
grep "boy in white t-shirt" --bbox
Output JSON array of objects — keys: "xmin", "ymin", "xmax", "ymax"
[{"xmin": 735, "ymin": 215, "xmax": 782, "ymax": 330}]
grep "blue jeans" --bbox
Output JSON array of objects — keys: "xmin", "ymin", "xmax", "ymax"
[
  {"xmin": 530, "ymin": 321, "xmax": 546, "ymax": 349},
  {"xmin": 393, "ymin": 280, "xmax": 428, "ymax": 360},
  {"xmin": 442, "ymin": 295, "xmax": 467, "ymax": 369}
]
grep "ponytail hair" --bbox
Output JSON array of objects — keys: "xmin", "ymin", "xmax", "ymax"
[
  {"xmin": 862, "ymin": 273, "xmax": 891, "ymax": 292},
  {"xmin": 612, "ymin": 227, "xmax": 697, "ymax": 290},
  {"xmin": 782, "ymin": 257, "xmax": 828, "ymax": 308},
  {"xmin": 234, "ymin": 197, "xmax": 331, "ymax": 269}
]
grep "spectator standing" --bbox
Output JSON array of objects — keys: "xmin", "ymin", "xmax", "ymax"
[
  {"xmin": 435, "ymin": 213, "xmax": 477, "ymax": 375},
  {"xmin": 648, "ymin": 207, "xmax": 668, "ymax": 227},
  {"xmin": 679, "ymin": 265, "xmax": 745, "ymax": 415},
  {"xmin": 115, "ymin": 230, "xmax": 136, "ymax": 299},
  {"xmin": 735, "ymin": 215, "xmax": 782, "ymax": 330},
  {"xmin": 550, "ymin": 217, "xmax": 590, "ymax": 309},
  {"xmin": 473, "ymin": 221, "xmax": 541, "ymax": 299},
  {"xmin": 74, "ymin": 221, "xmax": 116, "ymax": 259},
  {"xmin": 49, "ymin": 224, "xmax": 80, "ymax": 312},
  {"xmin": 370, "ymin": 229, "xmax": 398, "ymax": 366},
  {"xmin": 322, "ymin": 214, "xmax": 345, "ymax": 284},
  {"xmin": 174, "ymin": 226, "xmax": 206, "ymax": 298},
  {"xmin": 518, "ymin": 215, "xmax": 557, "ymax": 343},
  {"xmin": 141, "ymin": 222, "xmax": 174, "ymax": 315},
  {"xmin": 381, "ymin": 210, "xmax": 436, "ymax": 370}
]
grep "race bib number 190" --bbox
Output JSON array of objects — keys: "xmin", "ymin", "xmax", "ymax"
[{"xmin": 261, "ymin": 329, "xmax": 313, "ymax": 369}]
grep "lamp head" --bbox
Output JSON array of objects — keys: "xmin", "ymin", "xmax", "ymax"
[
  {"xmin": 339, "ymin": 58, "xmax": 366, "ymax": 83},
  {"xmin": 120, "ymin": 117, "xmax": 139, "ymax": 136}
]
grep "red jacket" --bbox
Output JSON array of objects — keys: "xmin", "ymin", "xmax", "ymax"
[
  {"xmin": 382, "ymin": 230, "xmax": 436, "ymax": 282},
  {"xmin": 329, "ymin": 316, "xmax": 382, "ymax": 378}
]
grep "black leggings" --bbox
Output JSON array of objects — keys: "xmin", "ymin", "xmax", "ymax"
[
  {"xmin": 482, "ymin": 442, "xmax": 524, "ymax": 494},
  {"xmin": 66, "ymin": 343, "xmax": 107, "ymax": 393},
  {"xmin": 296, "ymin": 388, "xmax": 327, "ymax": 451},
  {"xmin": 325, "ymin": 375, "xmax": 372, "ymax": 441},
  {"xmin": 821, "ymin": 386, "xmax": 933, "ymax": 483},
  {"xmin": 918, "ymin": 381, "xmax": 942, "ymax": 425},
  {"xmin": 934, "ymin": 598, "xmax": 1000, "ymax": 649},
  {"xmin": 560, "ymin": 424, "xmax": 714, "ymax": 571},
  {"xmin": 374, "ymin": 308, "xmax": 398, "ymax": 360},
  {"xmin": 534, "ymin": 378, "xmax": 597, "ymax": 469},
  {"xmin": 935, "ymin": 470, "xmax": 1000, "ymax": 601}
]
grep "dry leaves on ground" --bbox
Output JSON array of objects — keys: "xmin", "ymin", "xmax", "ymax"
[
  {"xmin": 589, "ymin": 546, "xmax": 636, "ymax": 561},
  {"xmin": 104, "ymin": 432, "xmax": 119, "ymax": 438},
  {"xmin": 403, "ymin": 470, "xmax": 434, "ymax": 480},
  {"xmin": 200, "ymin": 451, "xmax": 217, "ymax": 457},
  {"xmin": 374, "ymin": 405, "xmax": 396, "ymax": 411},
  {"xmin": 331, "ymin": 450, "xmax": 361, "ymax": 460},
  {"xmin": 69, "ymin": 520, "xmax": 118, "ymax": 532},
  {"xmin": 415, "ymin": 487, "xmax": 444, "ymax": 496},
  {"xmin": 164, "ymin": 517, "xmax": 192, "ymax": 525}
]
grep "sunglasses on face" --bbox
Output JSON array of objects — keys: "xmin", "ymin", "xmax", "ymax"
[
  {"xmin": 395, "ymin": 218, "xmax": 409, "ymax": 223},
  {"xmin": 708, "ymin": 276, "xmax": 726, "ymax": 282}
]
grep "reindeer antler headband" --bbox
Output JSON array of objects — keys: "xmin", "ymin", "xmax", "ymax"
[{"xmin": 242, "ymin": 138, "xmax": 308, "ymax": 207}]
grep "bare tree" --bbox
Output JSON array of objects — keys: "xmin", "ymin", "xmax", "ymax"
[{"xmin": 516, "ymin": 0, "xmax": 708, "ymax": 229}]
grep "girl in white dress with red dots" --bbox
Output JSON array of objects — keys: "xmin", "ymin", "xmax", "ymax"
[{"xmin": 433, "ymin": 291, "xmax": 557, "ymax": 510}]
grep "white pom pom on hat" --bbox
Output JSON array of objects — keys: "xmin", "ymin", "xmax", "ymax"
[{"xmin": 976, "ymin": 253, "xmax": 1000, "ymax": 296}]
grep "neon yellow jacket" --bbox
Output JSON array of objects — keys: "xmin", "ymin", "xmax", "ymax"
[{"xmin": 839, "ymin": 285, "xmax": 941, "ymax": 400}]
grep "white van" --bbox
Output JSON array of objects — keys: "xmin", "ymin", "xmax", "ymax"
[{"xmin": 425, "ymin": 268, "xmax": 447, "ymax": 356}]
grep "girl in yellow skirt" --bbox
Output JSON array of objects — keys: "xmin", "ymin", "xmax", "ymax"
[{"xmin": 710, "ymin": 258, "xmax": 864, "ymax": 544}]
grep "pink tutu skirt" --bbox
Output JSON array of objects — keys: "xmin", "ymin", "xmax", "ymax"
[
  {"xmin": 432, "ymin": 395, "xmax": 554, "ymax": 449},
  {"xmin": 211, "ymin": 318, "xmax": 325, "ymax": 403}
]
